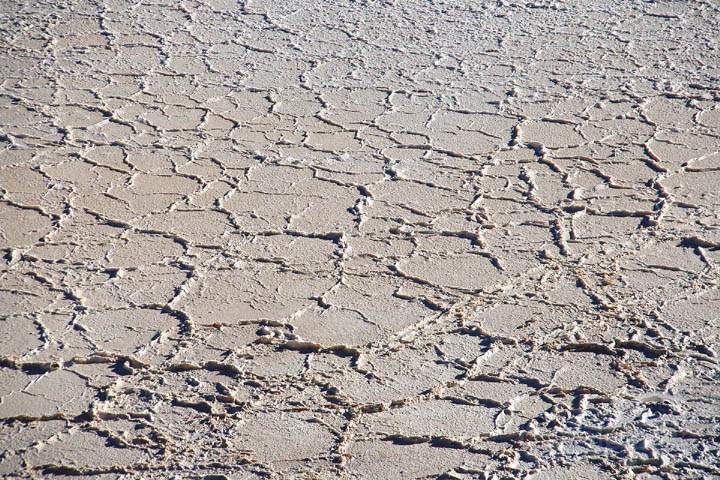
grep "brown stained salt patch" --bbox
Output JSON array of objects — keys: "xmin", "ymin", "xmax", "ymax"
[
  {"xmin": 0, "ymin": 315, "xmax": 44, "ymax": 356},
  {"xmin": 522, "ymin": 120, "xmax": 586, "ymax": 149},
  {"xmin": 238, "ymin": 412, "xmax": 334, "ymax": 465},
  {"xmin": 664, "ymin": 169, "xmax": 720, "ymax": 204},
  {"xmin": 0, "ymin": 270, "xmax": 61, "ymax": 316},
  {"xmin": 361, "ymin": 399, "xmax": 497, "ymax": 439},
  {"xmin": 347, "ymin": 441, "xmax": 488, "ymax": 479},
  {"xmin": 291, "ymin": 307, "xmax": 382, "ymax": 346},
  {"xmin": 371, "ymin": 179, "xmax": 473, "ymax": 214},
  {"xmin": 0, "ymin": 369, "xmax": 95, "ymax": 419},
  {"xmin": 661, "ymin": 291, "xmax": 720, "ymax": 342},
  {"xmin": 530, "ymin": 463, "xmax": 614, "ymax": 480},
  {"xmin": 0, "ymin": 204, "xmax": 54, "ymax": 249},
  {"xmin": 105, "ymin": 233, "xmax": 185, "ymax": 267},
  {"xmin": 396, "ymin": 254, "xmax": 505, "ymax": 291},
  {"xmin": 80, "ymin": 265, "xmax": 188, "ymax": 309},
  {"xmin": 24, "ymin": 430, "xmax": 150, "ymax": 471},
  {"xmin": 175, "ymin": 264, "xmax": 336, "ymax": 326},
  {"xmin": 77, "ymin": 309, "xmax": 179, "ymax": 357},
  {"xmin": 697, "ymin": 108, "xmax": 720, "ymax": 129},
  {"xmin": 321, "ymin": 276, "xmax": 432, "ymax": 331},
  {"xmin": 523, "ymin": 351, "xmax": 627, "ymax": 394},
  {"xmin": 136, "ymin": 209, "xmax": 231, "ymax": 244}
]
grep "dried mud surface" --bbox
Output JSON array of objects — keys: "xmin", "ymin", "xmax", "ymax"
[{"xmin": 1, "ymin": 0, "xmax": 720, "ymax": 478}]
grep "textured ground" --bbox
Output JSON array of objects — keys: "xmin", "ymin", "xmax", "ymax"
[{"xmin": 1, "ymin": 0, "xmax": 720, "ymax": 478}]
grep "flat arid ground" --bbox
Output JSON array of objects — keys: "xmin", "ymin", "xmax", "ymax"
[{"xmin": 1, "ymin": 0, "xmax": 719, "ymax": 478}]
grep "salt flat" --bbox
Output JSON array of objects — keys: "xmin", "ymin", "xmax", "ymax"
[{"xmin": 1, "ymin": 0, "xmax": 719, "ymax": 478}]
